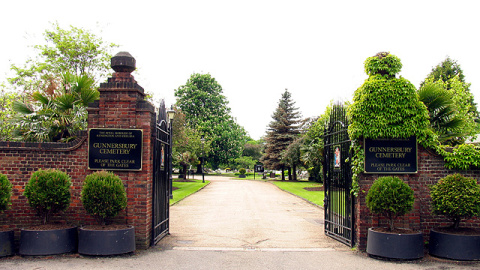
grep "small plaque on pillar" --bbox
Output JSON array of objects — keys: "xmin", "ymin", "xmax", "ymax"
[{"xmin": 88, "ymin": 128, "xmax": 143, "ymax": 171}]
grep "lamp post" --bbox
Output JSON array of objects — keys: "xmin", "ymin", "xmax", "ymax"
[
  {"xmin": 201, "ymin": 136, "xmax": 205, "ymax": 183},
  {"xmin": 167, "ymin": 106, "xmax": 175, "ymax": 199}
]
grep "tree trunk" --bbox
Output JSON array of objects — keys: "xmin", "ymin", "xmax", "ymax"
[
  {"xmin": 182, "ymin": 164, "xmax": 188, "ymax": 179},
  {"xmin": 293, "ymin": 164, "xmax": 297, "ymax": 181},
  {"xmin": 281, "ymin": 166, "xmax": 285, "ymax": 181}
]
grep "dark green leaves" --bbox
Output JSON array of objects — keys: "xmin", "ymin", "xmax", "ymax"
[
  {"xmin": 81, "ymin": 171, "xmax": 127, "ymax": 226},
  {"xmin": 430, "ymin": 174, "xmax": 480, "ymax": 229},
  {"xmin": 366, "ymin": 176, "xmax": 414, "ymax": 231},
  {"xmin": 0, "ymin": 173, "xmax": 12, "ymax": 212},
  {"xmin": 23, "ymin": 169, "xmax": 72, "ymax": 224}
]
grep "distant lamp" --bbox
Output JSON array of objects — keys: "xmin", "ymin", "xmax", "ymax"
[
  {"xmin": 167, "ymin": 106, "xmax": 175, "ymax": 122},
  {"xmin": 201, "ymin": 136, "xmax": 205, "ymax": 183}
]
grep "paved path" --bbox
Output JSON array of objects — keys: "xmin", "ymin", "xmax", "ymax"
[
  {"xmin": 2, "ymin": 176, "xmax": 480, "ymax": 269},
  {"xmin": 159, "ymin": 176, "xmax": 347, "ymax": 250}
]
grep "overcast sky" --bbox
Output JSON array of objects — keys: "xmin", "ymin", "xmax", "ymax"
[{"xmin": 1, "ymin": 0, "xmax": 479, "ymax": 139}]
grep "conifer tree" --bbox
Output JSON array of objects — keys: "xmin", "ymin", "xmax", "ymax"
[{"xmin": 262, "ymin": 89, "xmax": 301, "ymax": 180}]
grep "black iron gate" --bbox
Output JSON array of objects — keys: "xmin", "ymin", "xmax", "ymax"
[
  {"xmin": 152, "ymin": 100, "xmax": 172, "ymax": 245},
  {"xmin": 323, "ymin": 104, "xmax": 354, "ymax": 246}
]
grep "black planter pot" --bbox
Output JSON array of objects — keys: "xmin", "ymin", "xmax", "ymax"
[
  {"xmin": 239, "ymin": 174, "xmax": 246, "ymax": 178},
  {"xmin": 78, "ymin": 225, "xmax": 135, "ymax": 256},
  {"xmin": 0, "ymin": 230, "xmax": 14, "ymax": 257},
  {"xmin": 367, "ymin": 227, "xmax": 424, "ymax": 260},
  {"xmin": 19, "ymin": 226, "xmax": 77, "ymax": 256},
  {"xmin": 429, "ymin": 228, "xmax": 480, "ymax": 261}
]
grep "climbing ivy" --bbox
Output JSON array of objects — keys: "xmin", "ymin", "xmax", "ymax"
[
  {"xmin": 443, "ymin": 144, "xmax": 480, "ymax": 170},
  {"xmin": 363, "ymin": 52, "xmax": 402, "ymax": 77},
  {"xmin": 348, "ymin": 52, "xmax": 436, "ymax": 195}
]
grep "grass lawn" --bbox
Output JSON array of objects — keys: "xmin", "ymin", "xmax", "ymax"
[
  {"xmin": 170, "ymin": 179, "xmax": 210, "ymax": 205},
  {"xmin": 271, "ymin": 181, "xmax": 324, "ymax": 207}
]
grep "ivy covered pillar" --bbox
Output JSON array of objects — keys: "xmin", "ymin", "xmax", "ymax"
[{"xmin": 348, "ymin": 52, "xmax": 432, "ymax": 250}]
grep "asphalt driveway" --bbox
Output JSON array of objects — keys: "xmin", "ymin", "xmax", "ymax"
[{"xmin": 159, "ymin": 176, "xmax": 347, "ymax": 250}]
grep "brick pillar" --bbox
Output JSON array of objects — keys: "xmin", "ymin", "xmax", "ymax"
[{"xmin": 87, "ymin": 51, "xmax": 156, "ymax": 249}]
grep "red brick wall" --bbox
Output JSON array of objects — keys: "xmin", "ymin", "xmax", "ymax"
[
  {"xmin": 355, "ymin": 145, "xmax": 480, "ymax": 250},
  {"xmin": 0, "ymin": 68, "xmax": 157, "ymax": 249},
  {"xmin": 0, "ymin": 138, "xmax": 90, "ymax": 230}
]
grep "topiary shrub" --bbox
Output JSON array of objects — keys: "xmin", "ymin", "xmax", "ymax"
[
  {"xmin": 0, "ymin": 173, "xmax": 12, "ymax": 213},
  {"xmin": 239, "ymin": 168, "xmax": 246, "ymax": 175},
  {"xmin": 347, "ymin": 52, "xmax": 435, "ymax": 196},
  {"xmin": 81, "ymin": 171, "xmax": 127, "ymax": 225},
  {"xmin": 366, "ymin": 176, "xmax": 414, "ymax": 231},
  {"xmin": 430, "ymin": 173, "xmax": 480, "ymax": 229},
  {"xmin": 23, "ymin": 169, "xmax": 72, "ymax": 224}
]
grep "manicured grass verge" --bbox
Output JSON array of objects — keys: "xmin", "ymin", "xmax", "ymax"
[
  {"xmin": 170, "ymin": 179, "xmax": 210, "ymax": 205},
  {"xmin": 271, "ymin": 181, "xmax": 324, "ymax": 207}
]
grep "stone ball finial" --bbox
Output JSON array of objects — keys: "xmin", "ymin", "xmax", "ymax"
[{"xmin": 111, "ymin": 51, "xmax": 136, "ymax": 73}]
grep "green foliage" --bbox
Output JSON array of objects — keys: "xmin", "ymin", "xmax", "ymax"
[
  {"xmin": 349, "ymin": 52, "xmax": 437, "ymax": 195},
  {"xmin": 443, "ymin": 144, "xmax": 480, "ymax": 170},
  {"xmin": 420, "ymin": 57, "xmax": 479, "ymax": 144},
  {"xmin": 175, "ymin": 73, "xmax": 230, "ymax": 130},
  {"xmin": 418, "ymin": 79, "xmax": 465, "ymax": 144},
  {"xmin": 174, "ymin": 73, "xmax": 247, "ymax": 168},
  {"xmin": 271, "ymin": 181, "xmax": 325, "ymax": 206},
  {"xmin": 262, "ymin": 89, "xmax": 301, "ymax": 172},
  {"xmin": 12, "ymin": 73, "xmax": 99, "ymax": 142},
  {"xmin": 0, "ymin": 173, "xmax": 12, "ymax": 213},
  {"xmin": 23, "ymin": 169, "xmax": 72, "ymax": 224},
  {"xmin": 209, "ymin": 119, "xmax": 247, "ymax": 168},
  {"xmin": 0, "ymin": 86, "xmax": 21, "ymax": 141},
  {"xmin": 234, "ymin": 156, "xmax": 256, "ymax": 170},
  {"xmin": 430, "ymin": 174, "xmax": 480, "ymax": 229},
  {"xmin": 364, "ymin": 52, "xmax": 402, "ymax": 77},
  {"xmin": 366, "ymin": 176, "xmax": 414, "ymax": 231},
  {"xmin": 170, "ymin": 179, "xmax": 210, "ymax": 205},
  {"xmin": 282, "ymin": 136, "xmax": 304, "ymax": 179},
  {"xmin": 242, "ymin": 139, "xmax": 264, "ymax": 161},
  {"xmin": 171, "ymin": 108, "xmax": 212, "ymax": 175},
  {"xmin": 81, "ymin": 171, "xmax": 127, "ymax": 225},
  {"xmin": 8, "ymin": 22, "xmax": 116, "ymax": 95},
  {"xmin": 239, "ymin": 168, "xmax": 246, "ymax": 175},
  {"xmin": 348, "ymin": 74, "xmax": 430, "ymax": 140},
  {"xmin": 301, "ymin": 105, "xmax": 333, "ymax": 183}
]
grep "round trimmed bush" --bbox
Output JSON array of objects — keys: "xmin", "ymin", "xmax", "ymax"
[
  {"xmin": 0, "ymin": 173, "xmax": 12, "ymax": 212},
  {"xmin": 81, "ymin": 171, "xmax": 127, "ymax": 225},
  {"xmin": 366, "ymin": 176, "xmax": 414, "ymax": 231},
  {"xmin": 430, "ymin": 173, "xmax": 480, "ymax": 229},
  {"xmin": 239, "ymin": 168, "xmax": 246, "ymax": 175},
  {"xmin": 23, "ymin": 169, "xmax": 72, "ymax": 224}
]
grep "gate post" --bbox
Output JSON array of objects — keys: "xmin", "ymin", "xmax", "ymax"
[{"xmin": 87, "ymin": 52, "xmax": 156, "ymax": 249}]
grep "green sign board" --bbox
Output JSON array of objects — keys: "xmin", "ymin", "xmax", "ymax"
[{"xmin": 88, "ymin": 128, "xmax": 143, "ymax": 171}]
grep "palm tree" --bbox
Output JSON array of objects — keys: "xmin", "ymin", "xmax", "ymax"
[
  {"xmin": 13, "ymin": 73, "xmax": 99, "ymax": 142},
  {"xmin": 418, "ymin": 81, "xmax": 465, "ymax": 145}
]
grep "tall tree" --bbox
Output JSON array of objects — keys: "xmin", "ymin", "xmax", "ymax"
[
  {"xmin": 8, "ymin": 22, "xmax": 117, "ymax": 95},
  {"xmin": 175, "ymin": 73, "xmax": 247, "ymax": 168},
  {"xmin": 171, "ymin": 108, "xmax": 211, "ymax": 178},
  {"xmin": 262, "ymin": 89, "xmax": 301, "ymax": 180},
  {"xmin": 420, "ymin": 57, "xmax": 479, "ymax": 144}
]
